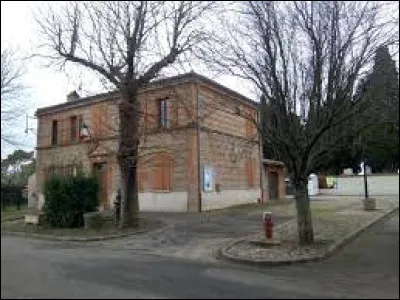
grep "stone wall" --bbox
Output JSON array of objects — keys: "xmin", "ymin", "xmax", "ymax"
[{"xmin": 319, "ymin": 175, "xmax": 399, "ymax": 196}]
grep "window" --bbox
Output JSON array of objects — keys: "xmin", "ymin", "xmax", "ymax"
[
  {"xmin": 246, "ymin": 119, "xmax": 255, "ymax": 138},
  {"xmin": 70, "ymin": 116, "xmax": 77, "ymax": 142},
  {"xmin": 64, "ymin": 165, "xmax": 74, "ymax": 177},
  {"xmin": 203, "ymin": 166, "xmax": 214, "ymax": 191},
  {"xmin": 145, "ymin": 153, "xmax": 172, "ymax": 192},
  {"xmin": 77, "ymin": 115, "xmax": 90, "ymax": 141},
  {"xmin": 159, "ymin": 98, "xmax": 169, "ymax": 128},
  {"xmin": 51, "ymin": 120, "xmax": 58, "ymax": 145},
  {"xmin": 46, "ymin": 164, "xmax": 82, "ymax": 180},
  {"xmin": 78, "ymin": 116, "xmax": 83, "ymax": 130}
]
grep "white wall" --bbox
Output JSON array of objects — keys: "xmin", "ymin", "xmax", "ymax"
[
  {"xmin": 139, "ymin": 192, "xmax": 188, "ymax": 212},
  {"xmin": 320, "ymin": 175, "xmax": 399, "ymax": 196},
  {"xmin": 38, "ymin": 193, "xmax": 45, "ymax": 211},
  {"xmin": 202, "ymin": 189, "xmax": 261, "ymax": 211},
  {"xmin": 36, "ymin": 189, "xmax": 263, "ymax": 212},
  {"xmin": 27, "ymin": 173, "xmax": 37, "ymax": 208}
]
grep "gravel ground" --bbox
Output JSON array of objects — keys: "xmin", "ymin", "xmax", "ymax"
[{"xmin": 224, "ymin": 197, "xmax": 399, "ymax": 262}]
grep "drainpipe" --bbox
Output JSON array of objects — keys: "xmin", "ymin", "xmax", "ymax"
[
  {"xmin": 363, "ymin": 161, "xmax": 369, "ymax": 199},
  {"xmin": 258, "ymin": 109, "xmax": 265, "ymax": 203},
  {"xmin": 196, "ymin": 82, "xmax": 202, "ymax": 212}
]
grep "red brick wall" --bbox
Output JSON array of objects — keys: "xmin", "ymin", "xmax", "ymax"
[
  {"xmin": 197, "ymin": 83, "xmax": 260, "ymax": 194},
  {"xmin": 35, "ymin": 79, "xmax": 258, "ymax": 210}
]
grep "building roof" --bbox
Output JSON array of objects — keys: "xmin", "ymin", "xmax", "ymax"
[{"xmin": 35, "ymin": 72, "xmax": 258, "ymax": 116}]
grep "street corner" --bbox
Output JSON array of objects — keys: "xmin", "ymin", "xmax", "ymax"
[{"xmin": 219, "ymin": 205, "xmax": 399, "ymax": 267}]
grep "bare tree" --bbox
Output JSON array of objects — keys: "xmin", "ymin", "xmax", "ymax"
[
  {"xmin": 35, "ymin": 1, "xmax": 218, "ymax": 227},
  {"xmin": 1, "ymin": 46, "xmax": 26, "ymax": 147},
  {"xmin": 211, "ymin": 1, "xmax": 398, "ymax": 244}
]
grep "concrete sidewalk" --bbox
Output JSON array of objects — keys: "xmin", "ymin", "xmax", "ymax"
[{"xmin": 92, "ymin": 209, "xmax": 292, "ymax": 263}]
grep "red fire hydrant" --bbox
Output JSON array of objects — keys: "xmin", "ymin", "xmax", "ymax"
[{"xmin": 263, "ymin": 212, "xmax": 273, "ymax": 239}]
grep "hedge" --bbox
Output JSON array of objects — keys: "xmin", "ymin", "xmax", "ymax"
[{"xmin": 43, "ymin": 174, "xmax": 99, "ymax": 228}]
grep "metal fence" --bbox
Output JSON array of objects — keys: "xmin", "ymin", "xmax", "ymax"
[{"xmin": 1, "ymin": 186, "xmax": 27, "ymax": 210}]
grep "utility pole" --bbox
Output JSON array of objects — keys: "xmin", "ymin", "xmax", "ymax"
[{"xmin": 361, "ymin": 134, "xmax": 369, "ymax": 199}]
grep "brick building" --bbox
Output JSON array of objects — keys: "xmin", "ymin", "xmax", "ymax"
[{"xmin": 34, "ymin": 72, "xmax": 283, "ymax": 212}]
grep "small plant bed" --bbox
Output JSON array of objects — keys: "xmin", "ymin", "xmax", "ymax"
[
  {"xmin": 1, "ymin": 217, "xmax": 164, "ymax": 241},
  {"xmin": 220, "ymin": 197, "xmax": 399, "ymax": 265}
]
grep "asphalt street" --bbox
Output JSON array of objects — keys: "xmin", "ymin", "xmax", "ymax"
[{"xmin": 1, "ymin": 212, "xmax": 398, "ymax": 299}]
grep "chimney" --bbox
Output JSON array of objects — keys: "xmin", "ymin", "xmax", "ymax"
[{"xmin": 67, "ymin": 91, "xmax": 80, "ymax": 102}]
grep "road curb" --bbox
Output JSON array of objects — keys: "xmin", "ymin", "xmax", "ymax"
[
  {"xmin": 219, "ymin": 206, "xmax": 399, "ymax": 266},
  {"xmin": 1, "ymin": 220, "xmax": 165, "ymax": 242},
  {"xmin": 1, "ymin": 216, "xmax": 25, "ymax": 223}
]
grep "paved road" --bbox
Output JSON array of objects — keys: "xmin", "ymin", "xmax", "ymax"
[
  {"xmin": 1, "ymin": 212, "xmax": 398, "ymax": 299},
  {"xmin": 91, "ymin": 211, "xmax": 291, "ymax": 262}
]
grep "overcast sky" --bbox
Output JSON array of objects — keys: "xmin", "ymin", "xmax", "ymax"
[
  {"xmin": 1, "ymin": 1, "xmax": 255, "ymax": 158},
  {"xmin": 2, "ymin": 1, "xmax": 398, "ymax": 159}
]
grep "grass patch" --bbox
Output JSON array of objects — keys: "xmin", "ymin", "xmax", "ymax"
[
  {"xmin": 1, "ymin": 205, "xmax": 29, "ymax": 222},
  {"xmin": 1, "ymin": 217, "xmax": 162, "ymax": 239}
]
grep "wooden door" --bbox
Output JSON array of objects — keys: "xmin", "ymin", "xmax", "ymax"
[
  {"xmin": 93, "ymin": 162, "xmax": 108, "ymax": 208},
  {"xmin": 247, "ymin": 159, "xmax": 255, "ymax": 188},
  {"xmin": 268, "ymin": 172, "xmax": 279, "ymax": 200}
]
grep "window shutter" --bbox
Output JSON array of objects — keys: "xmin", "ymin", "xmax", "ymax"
[
  {"xmin": 152, "ymin": 154, "xmax": 164, "ymax": 191},
  {"xmin": 51, "ymin": 120, "xmax": 58, "ymax": 145},
  {"xmin": 60, "ymin": 119, "xmax": 64, "ymax": 145},
  {"xmin": 247, "ymin": 159, "xmax": 254, "ymax": 188},
  {"xmin": 151, "ymin": 100, "xmax": 156, "ymax": 130},
  {"xmin": 92, "ymin": 104, "xmax": 107, "ymax": 137},
  {"xmin": 92, "ymin": 106, "xmax": 100, "ymax": 137},
  {"xmin": 171, "ymin": 100, "xmax": 178, "ymax": 128},
  {"xmin": 246, "ymin": 119, "xmax": 254, "ymax": 138},
  {"xmin": 148, "ymin": 153, "xmax": 173, "ymax": 192},
  {"xmin": 62, "ymin": 118, "xmax": 69, "ymax": 145},
  {"xmin": 70, "ymin": 116, "xmax": 77, "ymax": 142}
]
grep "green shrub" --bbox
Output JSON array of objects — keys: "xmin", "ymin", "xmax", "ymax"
[{"xmin": 43, "ymin": 174, "xmax": 99, "ymax": 228}]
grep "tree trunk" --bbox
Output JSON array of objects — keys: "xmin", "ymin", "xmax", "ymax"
[
  {"xmin": 294, "ymin": 179, "xmax": 314, "ymax": 245},
  {"xmin": 118, "ymin": 150, "xmax": 139, "ymax": 228},
  {"xmin": 118, "ymin": 89, "xmax": 140, "ymax": 228}
]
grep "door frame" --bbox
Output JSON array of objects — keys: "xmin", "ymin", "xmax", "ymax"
[
  {"xmin": 92, "ymin": 161, "xmax": 109, "ymax": 209},
  {"xmin": 268, "ymin": 171, "xmax": 279, "ymax": 200}
]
